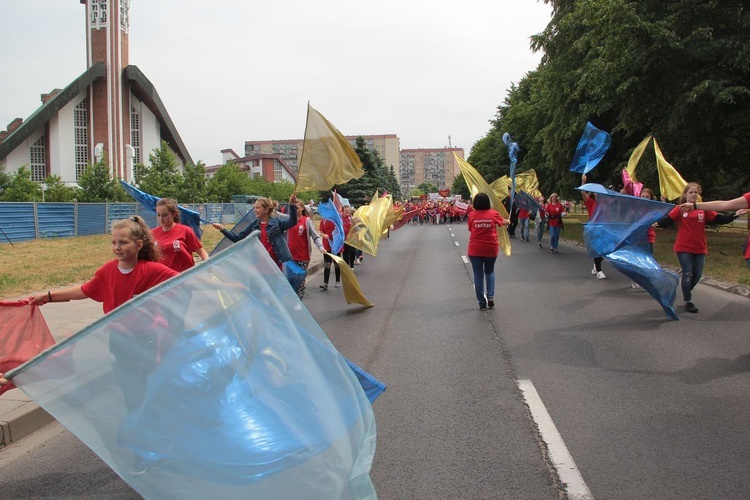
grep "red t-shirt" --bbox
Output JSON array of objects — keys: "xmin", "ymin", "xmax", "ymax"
[
  {"xmin": 467, "ymin": 209, "xmax": 505, "ymax": 257},
  {"xmin": 288, "ymin": 216, "xmax": 311, "ymax": 261},
  {"xmin": 81, "ymin": 260, "xmax": 178, "ymax": 314},
  {"xmin": 668, "ymin": 206, "xmax": 719, "ymax": 254},
  {"xmin": 259, "ymin": 222, "xmax": 280, "ymax": 268},
  {"xmin": 319, "ymin": 219, "xmax": 336, "ymax": 252},
  {"xmin": 647, "ymin": 226, "xmax": 656, "ymax": 244},
  {"xmin": 545, "ymin": 203, "xmax": 565, "ymax": 227},
  {"xmin": 583, "ymin": 197, "xmax": 596, "ymax": 218},
  {"xmin": 518, "ymin": 208, "xmax": 530, "ymax": 219},
  {"xmin": 151, "ymin": 224, "xmax": 203, "ymax": 273}
]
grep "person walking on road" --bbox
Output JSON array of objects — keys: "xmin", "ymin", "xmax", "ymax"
[
  {"xmin": 581, "ymin": 175, "xmax": 606, "ymax": 279},
  {"xmin": 544, "ymin": 193, "xmax": 566, "ymax": 253},
  {"xmin": 658, "ymin": 182, "xmax": 740, "ymax": 313},
  {"xmin": 467, "ymin": 193, "xmax": 510, "ymax": 311},
  {"xmin": 287, "ymin": 201, "xmax": 326, "ymax": 299},
  {"xmin": 152, "ymin": 198, "xmax": 209, "ymax": 272}
]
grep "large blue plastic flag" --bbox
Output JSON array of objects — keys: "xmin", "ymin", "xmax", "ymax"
[
  {"xmin": 120, "ymin": 181, "xmax": 205, "ymax": 240},
  {"xmin": 317, "ymin": 199, "xmax": 345, "ymax": 254},
  {"xmin": 569, "ymin": 122, "xmax": 612, "ymax": 175},
  {"xmin": 502, "ymin": 132, "xmax": 519, "ymax": 212},
  {"xmin": 209, "ymin": 209, "xmax": 258, "ymax": 256},
  {"xmin": 6, "ymin": 234, "xmax": 382, "ymax": 499},
  {"xmin": 578, "ymin": 183, "xmax": 679, "ymax": 320}
]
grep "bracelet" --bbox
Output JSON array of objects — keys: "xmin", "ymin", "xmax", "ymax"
[
  {"xmin": 693, "ymin": 202, "xmax": 697, "ymax": 210},
  {"xmin": 47, "ymin": 290, "xmax": 52, "ymax": 302}
]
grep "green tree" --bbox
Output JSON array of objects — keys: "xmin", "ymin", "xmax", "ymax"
[
  {"xmin": 136, "ymin": 141, "xmax": 184, "ymax": 199},
  {"xmin": 337, "ymin": 137, "xmax": 401, "ymax": 206},
  {"xmin": 179, "ymin": 161, "xmax": 208, "ymax": 202},
  {"xmin": 417, "ymin": 182, "xmax": 439, "ymax": 194},
  {"xmin": 206, "ymin": 162, "xmax": 251, "ymax": 202},
  {"xmin": 43, "ymin": 174, "xmax": 75, "ymax": 202},
  {"xmin": 0, "ymin": 166, "xmax": 10, "ymax": 199},
  {"xmin": 1, "ymin": 166, "xmax": 42, "ymax": 201},
  {"xmin": 76, "ymin": 156, "xmax": 128, "ymax": 202},
  {"xmin": 451, "ymin": 173, "xmax": 470, "ymax": 200}
]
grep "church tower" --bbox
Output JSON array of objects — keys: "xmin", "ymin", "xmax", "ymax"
[{"xmin": 81, "ymin": 0, "xmax": 132, "ymax": 180}]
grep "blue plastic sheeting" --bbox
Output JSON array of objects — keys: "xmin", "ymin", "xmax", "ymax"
[
  {"xmin": 578, "ymin": 183, "xmax": 679, "ymax": 320},
  {"xmin": 209, "ymin": 210, "xmax": 258, "ymax": 256},
  {"xmin": 569, "ymin": 122, "xmax": 612, "ymax": 175},
  {"xmin": 317, "ymin": 199, "xmax": 345, "ymax": 254},
  {"xmin": 8, "ymin": 233, "xmax": 380, "ymax": 499},
  {"xmin": 37, "ymin": 203, "xmax": 75, "ymax": 238},
  {"xmin": 120, "ymin": 182, "xmax": 205, "ymax": 239},
  {"xmin": 77, "ymin": 203, "xmax": 107, "ymax": 236}
]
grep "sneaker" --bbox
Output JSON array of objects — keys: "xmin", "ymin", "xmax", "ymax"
[
  {"xmin": 631, "ymin": 282, "xmax": 640, "ymax": 289},
  {"xmin": 591, "ymin": 267, "xmax": 598, "ymax": 275},
  {"xmin": 538, "ymin": 243, "xmax": 542, "ymax": 248},
  {"xmin": 685, "ymin": 302, "xmax": 699, "ymax": 313},
  {"xmin": 487, "ymin": 299, "xmax": 495, "ymax": 309},
  {"xmin": 596, "ymin": 271, "xmax": 606, "ymax": 279},
  {"xmin": 335, "ymin": 281, "xmax": 341, "ymax": 288},
  {"xmin": 319, "ymin": 283, "xmax": 328, "ymax": 291},
  {"xmin": 553, "ymin": 249, "xmax": 559, "ymax": 254},
  {"xmin": 550, "ymin": 247, "xmax": 554, "ymax": 252},
  {"xmin": 479, "ymin": 304, "xmax": 487, "ymax": 311}
]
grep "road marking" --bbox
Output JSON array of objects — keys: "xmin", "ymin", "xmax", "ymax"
[
  {"xmin": 517, "ymin": 379, "xmax": 594, "ymax": 500},
  {"xmin": 461, "ymin": 255, "xmax": 469, "ymax": 264},
  {"xmin": 454, "ymin": 241, "xmax": 459, "ymax": 247}
]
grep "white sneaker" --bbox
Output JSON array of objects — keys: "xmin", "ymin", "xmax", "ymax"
[
  {"xmin": 596, "ymin": 271, "xmax": 606, "ymax": 279},
  {"xmin": 591, "ymin": 267, "xmax": 597, "ymax": 275},
  {"xmin": 631, "ymin": 281, "xmax": 640, "ymax": 289}
]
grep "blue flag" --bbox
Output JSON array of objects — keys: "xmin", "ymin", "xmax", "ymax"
[
  {"xmin": 514, "ymin": 190, "xmax": 545, "ymax": 214},
  {"xmin": 502, "ymin": 132, "xmax": 519, "ymax": 212},
  {"xmin": 7, "ymin": 233, "xmax": 383, "ymax": 498},
  {"xmin": 569, "ymin": 122, "xmax": 612, "ymax": 175},
  {"xmin": 120, "ymin": 181, "xmax": 205, "ymax": 240},
  {"xmin": 578, "ymin": 183, "xmax": 679, "ymax": 320},
  {"xmin": 317, "ymin": 199, "xmax": 345, "ymax": 254}
]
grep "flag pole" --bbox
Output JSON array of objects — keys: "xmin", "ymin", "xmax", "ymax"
[{"xmin": 0, "ymin": 226, "xmax": 13, "ymax": 246}]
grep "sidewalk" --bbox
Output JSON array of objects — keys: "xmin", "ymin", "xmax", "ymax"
[{"xmin": 0, "ymin": 252, "xmax": 325, "ymax": 447}]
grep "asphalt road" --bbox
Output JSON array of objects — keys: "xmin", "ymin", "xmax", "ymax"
[{"xmin": 2, "ymin": 222, "xmax": 749, "ymax": 499}]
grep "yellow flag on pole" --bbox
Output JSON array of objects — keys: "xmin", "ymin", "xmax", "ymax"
[
  {"xmin": 295, "ymin": 104, "xmax": 363, "ymax": 193},
  {"xmin": 345, "ymin": 191, "xmax": 392, "ymax": 257},
  {"xmin": 327, "ymin": 252, "xmax": 373, "ymax": 307},
  {"xmin": 625, "ymin": 135, "xmax": 652, "ymax": 183},
  {"xmin": 454, "ymin": 154, "xmax": 511, "ymax": 256},
  {"xmin": 653, "ymin": 139, "xmax": 688, "ymax": 201}
]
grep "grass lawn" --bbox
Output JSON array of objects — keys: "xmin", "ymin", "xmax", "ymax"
[
  {"xmin": 0, "ymin": 226, "xmax": 227, "ymax": 299},
  {"xmin": 1, "ymin": 217, "xmax": 748, "ymax": 299}
]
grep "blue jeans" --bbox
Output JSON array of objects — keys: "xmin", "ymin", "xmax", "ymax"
[
  {"xmin": 536, "ymin": 219, "xmax": 545, "ymax": 244},
  {"xmin": 676, "ymin": 252, "xmax": 706, "ymax": 302},
  {"xmin": 518, "ymin": 218, "xmax": 529, "ymax": 240},
  {"xmin": 469, "ymin": 255, "xmax": 496, "ymax": 307},
  {"xmin": 549, "ymin": 225, "xmax": 561, "ymax": 250}
]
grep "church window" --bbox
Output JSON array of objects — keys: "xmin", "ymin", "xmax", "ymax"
[
  {"xmin": 30, "ymin": 135, "xmax": 47, "ymax": 183},
  {"xmin": 131, "ymin": 106, "xmax": 141, "ymax": 175},
  {"xmin": 74, "ymin": 99, "xmax": 90, "ymax": 181},
  {"xmin": 120, "ymin": 0, "xmax": 130, "ymax": 32}
]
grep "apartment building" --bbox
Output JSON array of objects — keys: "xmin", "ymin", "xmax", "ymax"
[{"xmin": 399, "ymin": 148, "xmax": 464, "ymax": 194}]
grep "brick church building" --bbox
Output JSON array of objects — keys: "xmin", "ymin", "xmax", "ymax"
[{"xmin": 0, "ymin": 0, "xmax": 192, "ymax": 186}]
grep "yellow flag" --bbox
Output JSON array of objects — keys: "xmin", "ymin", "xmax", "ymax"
[
  {"xmin": 626, "ymin": 135, "xmax": 652, "ymax": 182},
  {"xmin": 345, "ymin": 191, "xmax": 392, "ymax": 257},
  {"xmin": 382, "ymin": 205, "xmax": 405, "ymax": 234},
  {"xmin": 295, "ymin": 104, "xmax": 363, "ymax": 192},
  {"xmin": 454, "ymin": 154, "xmax": 511, "ymax": 256},
  {"xmin": 490, "ymin": 176, "xmax": 511, "ymax": 202},
  {"xmin": 515, "ymin": 169, "xmax": 542, "ymax": 198},
  {"xmin": 327, "ymin": 252, "xmax": 373, "ymax": 307},
  {"xmin": 653, "ymin": 139, "xmax": 688, "ymax": 201}
]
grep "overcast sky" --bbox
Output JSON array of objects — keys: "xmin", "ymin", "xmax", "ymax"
[{"xmin": 1, "ymin": 1, "xmax": 552, "ymax": 166}]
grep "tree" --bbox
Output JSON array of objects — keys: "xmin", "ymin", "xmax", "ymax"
[
  {"xmin": 43, "ymin": 174, "xmax": 75, "ymax": 202},
  {"xmin": 337, "ymin": 137, "xmax": 401, "ymax": 206},
  {"xmin": 451, "ymin": 173, "xmax": 470, "ymax": 200},
  {"xmin": 136, "ymin": 141, "xmax": 184, "ymax": 199},
  {"xmin": 206, "ymin": 162, "xmax": 251, "ymax": 202},
  {"xmin": 0, "ymin": 165, "xmax": 10, "ymax": 198},
  {"xmin": 1, "ymin": 166, "xmax": 42, "ymax": 201},
  {"xmin": 417, "ymin": 182, "xmax": 439, "ymax": 194},
  {"xmin": 76, "ymin": 156, "xmax": 128, "ymax": 202},
  {"xmin": 179, "ymin": 161, "xmax": 208, "ymax": 203}
]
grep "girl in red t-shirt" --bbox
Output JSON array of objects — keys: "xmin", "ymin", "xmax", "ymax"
[
  {"xmin": 685, "ymin": 192, "xmax": 750, "ymax": 270},
  {"xmin": 659, "ymin": 183, "xmax": 739, "ymax": 313},
  {"xmin": 152, "ymin": 198, "xmax": 209, "ymax": 273},
  {"xmin": 543, "ymin": 193, "xmax": 566, "ymax": 253},
  {"xmin": 287, "ymin": 202, "xmax": 325, "ymax": 299},
  {"xmin": 467, "ymin": 193, "xmax": 510, "ymax": 311}
]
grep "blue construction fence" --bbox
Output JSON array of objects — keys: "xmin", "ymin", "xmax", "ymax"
[{"xmin": 0, "ymin": 202, "xmax": 248, "ymax": 244}]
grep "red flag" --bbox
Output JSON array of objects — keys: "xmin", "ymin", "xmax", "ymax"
[{"xmin": 0, "ymin": 299, "xmax": 55, "ymax": 395}]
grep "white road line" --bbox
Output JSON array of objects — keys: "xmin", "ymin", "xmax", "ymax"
[
  {"xmin": 517, "ymin": 379, "xmax": 594, "ymax": 500},
  {"xmin": 461, "ymin": 255, "xmax": 469, "ymax": 264},
  {"xmin": 454, "ymin": 241, "xmax": 459, "ymax": 247}
]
